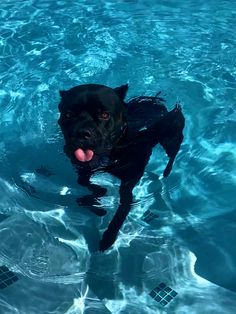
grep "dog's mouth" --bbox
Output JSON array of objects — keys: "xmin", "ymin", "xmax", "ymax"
[
  {"xmin": 66, "ymin": 123, "xmax": 128, "ymax": 164},
  {"xmin": 74, "ymin": 148, "xmax": 94, "ymax": 162}
]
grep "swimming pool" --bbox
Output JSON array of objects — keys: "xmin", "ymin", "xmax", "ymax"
[{"xmin": 0, "ymin": 0, "xmax": 236, "ymax": 313}]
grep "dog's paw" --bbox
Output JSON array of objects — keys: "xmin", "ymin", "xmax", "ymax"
[
  {"xmin": 92, "ymin": 207, "xmax": 107, "ymax": 217},
  {"xmin": 77, "ymin": 196, "xmax": 107, "ymax": 216},
  {"xmin": 77, "ymin": 195, "xmax": 98, "ymax": 206}
]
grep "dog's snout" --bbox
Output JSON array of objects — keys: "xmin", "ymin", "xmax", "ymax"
[{"xmin": 78, "ymin": 129, "xmax": 93, "ymax": 140}]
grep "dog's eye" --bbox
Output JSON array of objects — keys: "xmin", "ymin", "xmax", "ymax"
[{"xmin": 99, "ymin": 112, "xmax": 110, "ymax": 120}]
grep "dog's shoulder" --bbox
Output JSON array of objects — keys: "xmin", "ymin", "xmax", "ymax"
[{"xmin": 126, "ymin": 94, "xmax": 168, "ymax": 132}]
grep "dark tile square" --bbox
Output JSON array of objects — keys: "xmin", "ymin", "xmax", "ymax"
[
  {"xmin": 153, "ymin": 286, "xmax": 161, "ymax": 293},
  {"xmin": 0, "ymin": 266, "xmax": 8, "ymax": 273},
  {"xmin": 154, "ymin": 295, "xmax": 162, "ymax": 302},
  {"xmin": 0, "ymin": 273, "xmax": 9, "ymax": 281},
  {"xmin": 164, "ymin": 294, "xmax": 173, "ymax": 302},
  {"xmin": 160, "ymin": 300, "xmax": 168, "ymax": 306},
  {"xmin": 143, "ymin": 210, "xmax": 151, "ymax": 217},
  {"xmin": 159, "ymin": 290, "xmax": 167, "ymax": 298},
  {"xmin": 11, "ymin": 276, "xmax": 19, "ymax": 283},
  {"xmin": 170, "ymin": 290, "xmax": 178, "ymax": 297},
  {"xmin": 159, "ymin": 282, "xmax": 166, "ymax": 289},
  {"xmin": 5, "ymin": 279, "xmax": 11, "ymax": 285},
  {"xmin": 164, "ymin": 286, "xmax": 172, "ymax": 293},
  {"xmin": 0, "ymin": 282, "xmax": 7, "ymax": 289},
  {"xmin": 143, "ymin": 217, "xmax": 152, "ymax": 223},
  {"xmin": 149, "ymin": 290, "xmax": 156, "ymax": 298},
  {"xmin": 7, "ymin": 272, "xmax": 17, "ymax": 278}
]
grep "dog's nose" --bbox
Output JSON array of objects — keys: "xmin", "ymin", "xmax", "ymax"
[{"xmin": 78, "ymin": 129, "xmax": 93, "ymax": 140}]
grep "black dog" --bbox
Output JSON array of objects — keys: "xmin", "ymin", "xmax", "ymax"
[{"xmin": 58, "ymin": 84, "xmax": 185, "ymax": 251}]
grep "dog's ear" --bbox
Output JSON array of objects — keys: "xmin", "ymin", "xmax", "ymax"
[
  {"xmin": 59, "ymin": 90, "xmax": 67, "ymax": 98},
  {"xmin": 114, "ymin": 84, "xmax": 128, "ymax": 100}
]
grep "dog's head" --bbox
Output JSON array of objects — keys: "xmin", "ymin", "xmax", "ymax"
[{"xmin": 58, "ymin": 84, "xmax": 128, "ymax": 166}]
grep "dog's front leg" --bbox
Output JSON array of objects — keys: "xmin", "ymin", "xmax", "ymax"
[
  {"xmin": 77, "ymin": 171, "xmax": 107, "ymax": 216},
  {"xmin": 99, "ymin": 176, "xmax": 141, "ymax": 251}
]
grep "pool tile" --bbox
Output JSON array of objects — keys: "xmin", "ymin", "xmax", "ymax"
[
  {"xmin": 149, "ymin": 290, "xmax": 157, "ymax": 298},
  {"xmin": 159, "ymin": 290, "xmax": 167, "ymax": 297},
  {"xmin": 170, "ymin": 290, "xmax": 178, "ymax": 297},
  {"xmin": 154, "ymin": 295, "xmax": 162, "ymax": 302},
  {"xmin": 160, "ymin": 299, "xmax": 168, "ymax": 306},
  {"xmin": 149, "ymin": 282, "xmax": 178, "ymax": 307},
  {"xmin": 164, "ymin": 286, "xmax": 172, "ymax": 293},
  {"xmin": 165, "ymin": 294, "xmax": 173, "ymax": 302},
  {"xmin": 0, "ymin": 282, "xmax": 7, "ymax": 289},
  {"xmin": 0, "ymin": 265, "xmax": 19, "ymax": 290},
  {"xmin": 153, "ymin": 286, "xmax": 161, "ymax": 293}
]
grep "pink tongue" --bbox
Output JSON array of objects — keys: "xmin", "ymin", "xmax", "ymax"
[{"xmin": 74, "ymin": 148, "xmax": 94, "ymax": 162}]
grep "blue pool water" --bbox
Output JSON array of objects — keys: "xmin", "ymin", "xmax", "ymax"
[{"xmin": 0, "ymin": 0, "xmax": 236, "ymax": 313}]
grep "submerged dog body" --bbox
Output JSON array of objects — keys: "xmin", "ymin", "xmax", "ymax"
[{"xmin": 58, "ymin": 84, "xmax": 185, "ymax": 251}]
